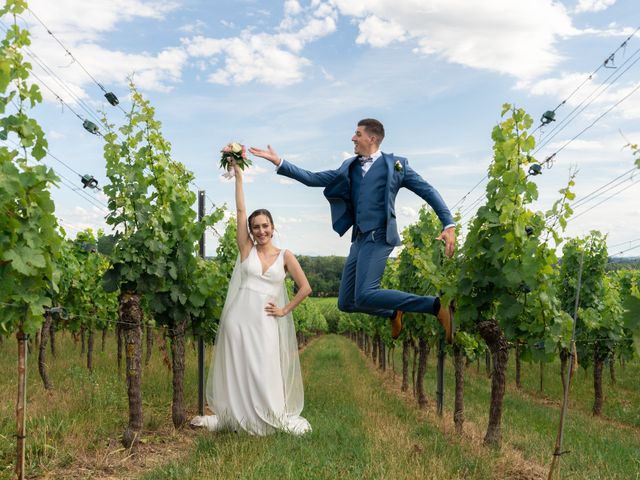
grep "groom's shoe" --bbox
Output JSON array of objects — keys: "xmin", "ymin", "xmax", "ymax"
[
  {"xmin": 390, "ymin": 310, "xmax": 403, "ymax": 339},
  {"xmin": 436, "ymin": 301, "xmax": 455, "ymax": 344}
]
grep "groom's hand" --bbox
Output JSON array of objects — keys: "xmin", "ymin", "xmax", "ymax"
[
  {"xmin": 249, "ymin": 145, "xmax": 281, "ymax": 167},
  {"xmin": 436, "ymin": 226, "xmax": 456, "ymax": 258}
]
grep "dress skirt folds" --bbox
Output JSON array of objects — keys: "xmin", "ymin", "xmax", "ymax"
[{"xmin": 191, "ymin": 246, "xmax": 310, "ymax": 436}]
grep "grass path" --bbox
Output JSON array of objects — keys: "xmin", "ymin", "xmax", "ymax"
[{"xmin": 143, "ymin": 335, "xmax": 509, "ymax": 480}]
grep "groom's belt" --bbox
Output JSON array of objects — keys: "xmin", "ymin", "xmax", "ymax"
[{"xmin": 354, "ymin": 226, "xmax": 387, "ymax": 241}]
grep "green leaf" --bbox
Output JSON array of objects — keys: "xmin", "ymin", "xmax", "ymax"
[
  {"xmin": 3, "ymin": 249, "xmax": 35, "ymax": 275},
  {"xmin": 97, "ymin": 234, "xmax": 118, "ymax": 256},
  {"xmin": 102, "ymin": 266, "xmax": 121, "ymax": 293}
]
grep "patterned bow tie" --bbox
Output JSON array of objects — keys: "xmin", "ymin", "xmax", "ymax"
[{"xmin": 359, "ymin": 156, "xmax": 373, "ymax": 166}]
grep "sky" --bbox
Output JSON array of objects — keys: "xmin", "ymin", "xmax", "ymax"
[{"xmin": 3, "ymin": 0, "xmax": 640, "ymax": 258}]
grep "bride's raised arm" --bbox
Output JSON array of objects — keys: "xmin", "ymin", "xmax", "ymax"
[{"xmin": 233, "ymin": 161, "xmax": 253, "ymax": 260}]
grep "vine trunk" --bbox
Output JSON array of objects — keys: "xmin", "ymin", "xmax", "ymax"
[
  {"xmin": 478, "ymin": 319, "xmax": 508, "ymax": 449},
  {"xmin": 120, "ymin": 291, "xmax": 143, "ymax": 448}
]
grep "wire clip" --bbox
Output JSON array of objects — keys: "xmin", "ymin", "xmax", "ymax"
[
  {"xmin": 528, "ymin": 164, "xmax": 543, "ymax": 176},
  {"xmin": 540, "ymin": 110, "xmax": 556, "ymax": 125},
  {"xmin": 82, "ymin": 120, "xmax": 99, "ymax": 135},
  {"xmin": 104, "ymin": 92, "xmax": 119, "ymax": 106},
  {"xmin": 81, "ymin": 174, "xmax": 99, "ymax": 189}
]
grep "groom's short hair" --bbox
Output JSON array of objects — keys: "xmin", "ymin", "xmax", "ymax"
[{"xmin": 358, "ymin": 118, "xmax": 385, "ymax": 144}]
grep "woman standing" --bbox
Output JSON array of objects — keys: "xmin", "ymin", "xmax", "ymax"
[{"xmin": 191, "ymin": 159, "xmax": 312, "ymax": 436}]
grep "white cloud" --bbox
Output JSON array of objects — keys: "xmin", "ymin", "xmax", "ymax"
[
  {"xmin": 22, "ymin": 0, "xmax": 186, "ymax": 102},
  {"xmin": 399, "ymin": 205, "xmax": 417, "ymax": 218},
  {"xmin": 577, "ymin": 25, "xmax": 635, "ymax": 37},
  {"xmin": 49, "ymin": 130, "xmax": 66, "ymax": 139},
  {"xmin": 549, "ymin": 138, "xmax": 604, "ymax": 152},
  {"xmin": 320, "ymin": 66, "xmax": 335, "ymax": 81},
  {"xmin": 284, "ymin": 0, "xmax": 303, "ymax": 16},
  {"xmin": 202, "ymin": 35, "xmax": 311, "ymax": 86},
  {"xmin": 179, "ymin": 20, "xmax": 207, "ymax": 34},
  {"xmin": 276, "ymin": 215, "xmax": 303, "ymax": 223},
  {"xmin": 332, "ymin": 0, "xmax": 578, "ymax": 79},
  {"xmin": 355, "ymin": 15, "xmax": 406, "ymax": 48},
  {"xmin": 56, "ymin": 205, "xmax": 108, "ymax": 238},
  {"xmin": 319, "ymin": 66, "xmax": 345, "ymax": 86},
  {"xmin": 329, "ymin": 0, "xmax": 367, "ymax": 17},
  {"xmin": 247, "ymin": 9, "xmax": 272, "ymax": 18},
  {"xmin": 575, "ymin": 0, "xmax": 616, "ymax": 13},
  {"xmin": 537, "ymin": 130, "xmax": 640, "ymax": 163},
  {"xmin": 517, "ymin": 72, "xmax": 640, "ymax": 120},
  {"xmin": 27, "ymin": 0, "xmax": 178, "ymax": 43},
  {"xmin": 516, "ymin": 72, "xmax": 591, "ymax": 97},
  {"xmin": 35, "ymin": 43, "xmax": 188, "ymax": 101},
  {"xmin": 182, "ymin": 1, "xmax": 337, "ymax": 86}
]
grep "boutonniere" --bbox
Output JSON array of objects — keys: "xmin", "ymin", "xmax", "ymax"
[{"xmin": 394, "ymin": 160, "xmax": 402, "ymax": 172}]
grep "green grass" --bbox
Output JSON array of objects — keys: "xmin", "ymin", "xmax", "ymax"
[
  {"xmin": 308, "ymin": 297, "xmax": 339, "ymax": 308},
  {"xmin": 388, "ymin": 341, "xmax": 640, "ymax": 479},
  {"xmin": 0, "ymin": 331, "xmax": 199, "ymax": 479},
  {"xmin": 1, "ymin": 328, "xmax": 638, "ymax": 479}
]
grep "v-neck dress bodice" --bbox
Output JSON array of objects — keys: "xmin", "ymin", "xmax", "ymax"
[{"xmin": 240, "ymin": 246, "xmax": 286, "ymax": 299}]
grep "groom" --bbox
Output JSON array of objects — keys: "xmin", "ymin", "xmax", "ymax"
[{"xmin": 250, "ymin": 118, "xmax": 456, "ymax": 342}]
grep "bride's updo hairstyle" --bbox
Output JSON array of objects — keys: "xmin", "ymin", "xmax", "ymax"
[{"xmin": 248, "ymin": 208, "xmax": 275, "ymax": 235}]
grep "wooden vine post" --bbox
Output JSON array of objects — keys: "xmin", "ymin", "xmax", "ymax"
[
  {"xmin": 16, "ymin": 331, "xmax": 28, "ymax": 480},
  {"xmin": 198, "ymin": 190, "xmax": 206, "ymax": 416},
  {"xmin": 548, "ymin": 252, "xmax": 584, "ymax": 480}
]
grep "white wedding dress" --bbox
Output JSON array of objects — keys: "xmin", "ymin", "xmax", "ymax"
[{"xmin": 191, "ymin": 246, "xmax": 311, "ymax": 436}]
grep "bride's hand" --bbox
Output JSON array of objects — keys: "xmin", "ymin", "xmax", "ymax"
[
  {"xmin": 265, "ymin": 302, "xmax": 286, "ymax": 317},
  {"xmin": 229, "ymin": 158, "xmax": 242, "ymax": 178},
  {"xmin": 249, "ymin": 145, "xmax": 281, "ymax": 166}
]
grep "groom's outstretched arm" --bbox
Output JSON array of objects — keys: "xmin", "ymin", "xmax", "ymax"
[
  {"xmin": 249, "ymin": 145, "xmax": 339, "ymax": 188},
  {"xmin": 402, "ymin": 162, "xmax": 454, "ymax": 227},
  {"xmin": 401, "ymin": 161, "xmax": 456, "ymax": 257}
]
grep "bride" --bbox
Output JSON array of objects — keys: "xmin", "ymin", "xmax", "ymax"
[{"xmin": 191, "ymin": 159, "xmax": 312, "ymax": 436}]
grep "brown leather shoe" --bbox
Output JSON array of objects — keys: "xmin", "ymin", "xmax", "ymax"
[
  {"xmin": 391, "ymin": 310, "xmax": 403, "ymax": 339},
  {"xmin": 436, "ymin": 302, "xmax": 455, "ymax": 344}
]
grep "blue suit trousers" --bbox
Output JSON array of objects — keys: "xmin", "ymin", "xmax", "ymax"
[{"xmin": 337, "ymin": 228, "xmax": 436, "ymax": 318}]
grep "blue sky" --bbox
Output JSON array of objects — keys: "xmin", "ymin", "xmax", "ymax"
[{"xmin": 5, "ymin": 0, "xmax": 640, "ymax": 257}]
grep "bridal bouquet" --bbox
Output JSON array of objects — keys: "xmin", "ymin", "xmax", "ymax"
[{"xmin": 219, "ymin": 142, "xmax": 252, "ymax": 179}]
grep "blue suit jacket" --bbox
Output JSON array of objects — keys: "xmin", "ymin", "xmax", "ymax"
[{"xmin": 277, "ymin": 153, "xmax": 454, "ymax": 246}]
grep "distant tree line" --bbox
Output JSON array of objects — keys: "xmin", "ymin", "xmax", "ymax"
[
  {"xmin": 210, "ymin": 252, "xmax": 638, "ymax": 293},
  {"xmin": 295, "ymin": 252, "xmax": 640, "ymax": 294},
  {"xmin": 297, "ymin": 255, "xmax": 346, "ymax": 297},
  {"xmin": 607, "ymin": 257, "xmax": 640, "ymax": 271}
]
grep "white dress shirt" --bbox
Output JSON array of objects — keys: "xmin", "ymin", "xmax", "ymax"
[{"xmin": 361, "ymin": 150, "xmax": 382, "ymax": 176}]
